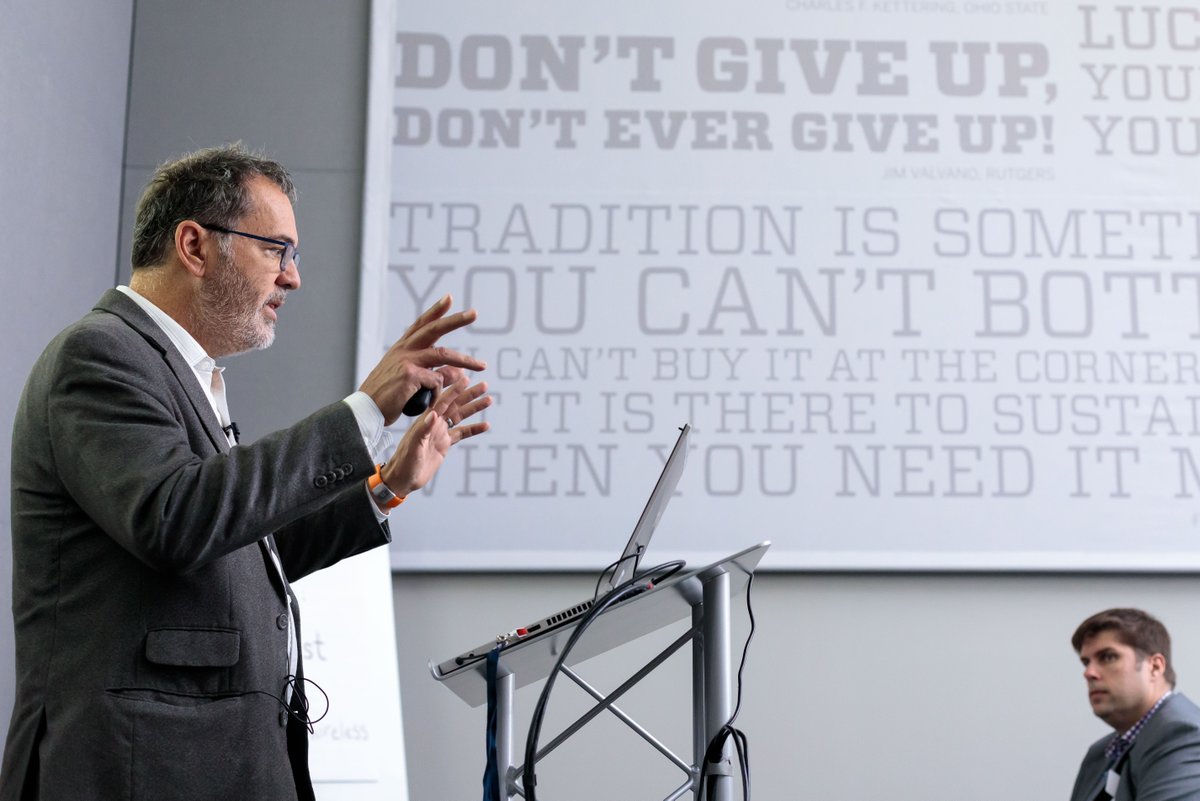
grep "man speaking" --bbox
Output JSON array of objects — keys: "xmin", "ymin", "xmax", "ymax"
[{"xmin": 0, "ymin": 144, "xmax": 491, "ymax": 801}]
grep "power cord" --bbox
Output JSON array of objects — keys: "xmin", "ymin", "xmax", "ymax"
[
  {"xmin": 697, "ymin": 572, "xmax": 755, "ymax": 801},
  {"xmin": 522, "ymin": 560, "xmax": 686, "ymax": 801},
  {"xmin": 592, "ymin": 549, "xmax": 644, "ymax": 601}
]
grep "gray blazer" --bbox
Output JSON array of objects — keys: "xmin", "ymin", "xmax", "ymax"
[
  {"xmin": 0, "ymin": 290, "xmax": 390, "ymax": 801},
  {"xmin": 1070, "ymin": 693, "xmax": 1200, "ymax": 801}
]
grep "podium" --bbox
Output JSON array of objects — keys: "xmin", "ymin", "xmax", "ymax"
[{"xmin": 430, "ymin": 542, "xmax": 769, "ymax": 801}]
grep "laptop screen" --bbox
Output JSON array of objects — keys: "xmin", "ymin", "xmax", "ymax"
[{"xmin": 603, "ymin": 423, "xmax": 691, "ymax": 592}]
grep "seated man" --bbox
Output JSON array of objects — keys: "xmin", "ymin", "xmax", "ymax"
[{"xmin": 1069, "ymin": 608, "xmax": 1200, "ymax": 801}]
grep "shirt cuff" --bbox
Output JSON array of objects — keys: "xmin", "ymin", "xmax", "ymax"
[
  {"xmin": 344, "ymin": 392, "xmax": 394, "ymax": 522},
  {"xmin": 343, "ymin": 391, "xmax": 393, "ymax": 463},
  {"xmin": 364, "ymin": 480, "xmax": 391, "ymax": 522}
]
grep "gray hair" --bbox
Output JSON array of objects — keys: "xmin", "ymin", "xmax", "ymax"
[{"xmin": 131, "ymin": 143, "xmax": 296, "ymax": 270}]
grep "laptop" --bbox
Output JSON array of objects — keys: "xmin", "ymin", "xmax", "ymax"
[{"xmin": 434, "ymin": 423, "xmax": 692, "ymax": 676}]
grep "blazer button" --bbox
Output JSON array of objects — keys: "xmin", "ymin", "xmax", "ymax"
[
  {"xmin": 276, "ymin": 613, "xmax": 289, "ymax": 630},
  {"xmin": 342, "ymin": 463, "xmax": 354, "ymax": 475},
  {"xmin": 314, "ymin": 475, "xmax": 328, "ymax": 488}
]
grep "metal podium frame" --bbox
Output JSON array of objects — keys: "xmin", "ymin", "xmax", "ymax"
[{"xmin": 430, "ymin": 542, "xmax": 769, "ymax": 801}]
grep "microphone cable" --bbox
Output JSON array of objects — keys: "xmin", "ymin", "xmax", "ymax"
[{"xmin": 246, "ymin": 675, "xmax": 330, "ymax": 733}]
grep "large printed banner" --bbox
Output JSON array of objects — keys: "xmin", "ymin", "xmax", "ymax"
[{"xmin": 365, "ymin": 2, "xmax": 1200, "ymax": 570}]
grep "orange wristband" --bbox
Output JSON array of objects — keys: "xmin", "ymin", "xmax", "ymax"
[{"xmin": 368, "ymin": 464, "xmax": 405, "ymax": 509}]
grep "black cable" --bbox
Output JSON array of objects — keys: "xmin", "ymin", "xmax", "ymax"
[
  {"xmin": 592, "ymin": 549, "xmax": 644, "ymax": 601},
  {"xmin": 522, "ymin": 560, "xmax": 686, "ymax": 801},
  {"xmin": 246, "ymin": 675, "xmax": 331, "ymax": 733}
]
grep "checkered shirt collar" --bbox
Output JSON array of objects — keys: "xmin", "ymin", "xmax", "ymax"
[{"xmin": 1104, "ymin": 690, "xmax": 1173, "ymax": 765}]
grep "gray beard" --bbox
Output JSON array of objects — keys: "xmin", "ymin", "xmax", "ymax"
[{"xmin": 196, "ymin": 249, "xmax": 281, "ymax": 357}]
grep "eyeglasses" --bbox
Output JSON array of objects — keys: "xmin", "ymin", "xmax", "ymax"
[{"xmin": 199, "ymin": 223, "xmax": 299, "ymax": 271}]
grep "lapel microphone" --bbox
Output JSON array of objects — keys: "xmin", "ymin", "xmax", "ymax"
[{"xmin": 222, "ymin": 422, "xmax": 241, "ymax": 444}]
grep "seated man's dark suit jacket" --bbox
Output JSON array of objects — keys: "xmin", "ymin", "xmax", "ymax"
[
  {"xmin": 0, "ymin": 290, "xmax": 390, "ymax": 801},
  {"xmin": 1069, "ymin": 692, "xmax": 1200, "ymax": 801}
]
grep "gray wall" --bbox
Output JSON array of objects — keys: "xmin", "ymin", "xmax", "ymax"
[
  {"xmin": 0, "ymin": 0, "xmax": 135, "ymax": 730},
  {"xmin": 117, "ymin": 0, "xmax": 370, "ymax": 427},
  {"xmin": 3, "ymin": 2, "xmax": 1197, "ymax": 800}
]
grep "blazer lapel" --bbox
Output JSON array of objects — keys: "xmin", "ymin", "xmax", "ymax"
[
  {"xmin": 94, "ymin": 289, "xmax": 231, "ymax": 454},
  {"xmin": 97, "ymin": 291, "xmax": 290, "ymax": 602}
]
